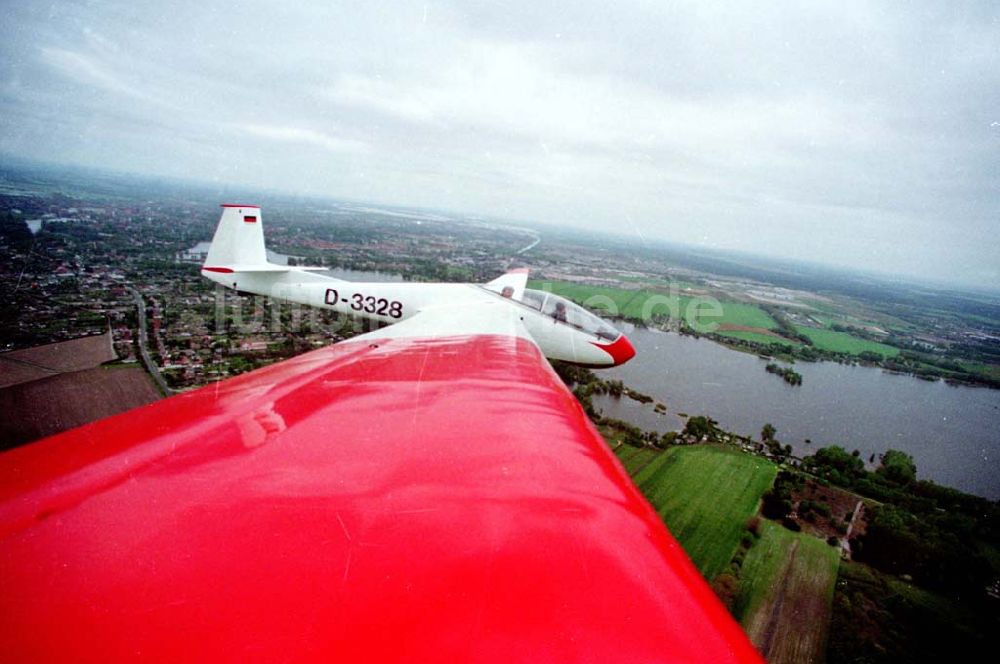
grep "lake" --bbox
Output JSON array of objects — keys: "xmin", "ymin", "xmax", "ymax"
[{"xmin": 593, "ymin": 326, "xmax": 1000, "ymax": 499}]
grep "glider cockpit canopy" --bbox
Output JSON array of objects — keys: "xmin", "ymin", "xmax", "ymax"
[{"xmin": 517, "ymin": 288, "xmax": 621, "ymax": 341}]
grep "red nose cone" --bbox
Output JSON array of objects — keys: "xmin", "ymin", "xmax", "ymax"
[{"xmin": 603, "ymin": 334, "xmax": 636, "ymax": 366}]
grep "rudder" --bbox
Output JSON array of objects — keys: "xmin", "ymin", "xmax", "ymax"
[{"xmin": 204, "ymin": 204, "xmax": 267, "ymax": 267}]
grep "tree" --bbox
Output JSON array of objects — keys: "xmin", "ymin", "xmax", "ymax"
[
  {"xmin": 711, "ymin": 572, "xmax": 740, "ymax": 610},
  {"xmin": 854, "ymin": 504, "xmax": 919, "ymax": 574},
  {"xmin": 877, "ymin": 450, "xmax": 917, "ymax": 485},
  {"xmin": 803, "ymin": 445, "xmax": 865, "ymax": 486},
  {"xmin": 761, "ymin": 422, "xmax": 776, "ymax": 442},
  {"xmin": 761, "ymin": 490, "xmax": 792, "ymax": 520},
  {"xmin": 684, "ymin": 415, "xmax": 717, "ymax": 440}
]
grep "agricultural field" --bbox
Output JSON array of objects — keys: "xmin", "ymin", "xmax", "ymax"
[
  {"xmin": 531, "ymin": 279, "xmax": 778, "ymax": 332},
  {"xmin": 529, "ymin": 279, "xmax": 691, "ymax": 321},
  {"xmin": 623, "ymin": 445, "xmax": 777, "ymax": 580},
  {"xmin": 616, "ymin": 275, "xmax": 703, "ymax": 291},
  {"xmin": 539, "ymin": 276, "xmax": 924, "ymax": 363},
  {"xmin": 734, "ymin": 520, "xmax": 840, "ymax": 664},
  {"xmin": 808, "ymin": 313, "xmax": 837, "ymax": 328},
  {"xmin": 960, "ymin": 361, "xmax": 1000, "ymax": 381},
  {"xmin": 0, "ymin": 365, "xmax": 161, "ymax": 449},
  {"xmin": 712, "ymin": 302, "xmax": 778, "ymax": 330},
  {"xmin": 793, "ymin": 326, "xmax": 900, "ymax": 357},
  {"xmin": 610, "ymin": 441, "xmax": 661, "ymax": 475}
]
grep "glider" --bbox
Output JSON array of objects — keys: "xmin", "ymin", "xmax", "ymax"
[
  {"xmin": 0, "ymin": 205, "xmax": 762, "ymax": 662},
  {"xmin": 201, "ymin": 205, "xmax": 635, "ymax": 367}
]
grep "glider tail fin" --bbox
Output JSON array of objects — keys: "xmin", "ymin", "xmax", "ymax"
[{"xmin": 204, "ymin": 205, "xmax": 267, "ymax": 268}]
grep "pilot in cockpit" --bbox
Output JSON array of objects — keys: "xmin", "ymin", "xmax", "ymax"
[{"xmin": 553, "ymin": 301, "xmax": 567, "ymax": 322}]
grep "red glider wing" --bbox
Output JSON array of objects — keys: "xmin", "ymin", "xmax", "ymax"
[{"xmin": 0, "ymin": 307, "xmax": 762, "ymax": 662}]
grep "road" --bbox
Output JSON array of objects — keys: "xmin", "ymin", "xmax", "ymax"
[
  {"xmin": 128, "ymin": 287, "xmax": 171, "ymax": 395},
  {"xmin": 517, "ymin": 234, "xmax": 541, "ymax": 254}
]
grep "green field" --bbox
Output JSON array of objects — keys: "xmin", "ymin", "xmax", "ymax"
[
  {"xmin": 529, "ymin": 280, "xmax": 692, "ymax": 321},
  {"xmin": 715, "ymin": 302, "xmax": 779, "ymax": 329},
  {"xmin": 612, "ymin": 442, "xmax": 661, "ymax": 475},
  {"xmin": 716, "ymin": 329, "xmax": 800, "ymax": 346},
  {"xmin": 809, "ymin": 313, "xmax": 836, "ymax": 327},
  {"xmin": 616, "ymin": 445, "xmax": 777, "ymax": 580},
  {"xmin": 617, "ymin": 275, "xmax": 703, "ymax": 291},
  {"xmin": 734, "ymin": 521, "xmax": 840, "ymax": 663},
  {"xmin": 529, "ymin": 280, "xmax": 776, "ymax": 332},
  {"xmin": 960, "ymin": 361, "xmax": 1000, "ymax": 381},
  {"xmin": 794, "ymin": 326, "xmax": 900, "ymax": 357},
  {"xmin": 532, "ymin": 279, "xmax": 911, "ymax": 361}
]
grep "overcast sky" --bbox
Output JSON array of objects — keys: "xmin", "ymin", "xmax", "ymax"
[{"xmin": 1, "ymin": 1, "xmax": 997, "ymax": 288}]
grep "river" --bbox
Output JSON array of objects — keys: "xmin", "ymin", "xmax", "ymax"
[{"xmin": 593, "ymin": 326, "xmax": 1000, "ymax": 499}]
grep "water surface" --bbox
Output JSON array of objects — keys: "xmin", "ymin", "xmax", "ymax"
[{"xmin": 593, "ymin": 326, "xmax": 1000, "ymax": 499}]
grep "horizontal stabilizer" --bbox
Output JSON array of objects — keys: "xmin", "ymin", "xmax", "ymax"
[
  {"xmin": 201, "ymin": 264, "xmax": 328, "ymax": 274},
  {"xmin": 201, "ymin": 264, "xmax": 289, "ymax": 274},
  {"xmin": 202, "ymin": 206, "xmax": 328, "ymax": 277}
]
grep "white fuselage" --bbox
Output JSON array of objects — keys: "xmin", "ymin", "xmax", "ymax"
[
  {"xmin": 202, "ymin": 268, "xmax": 625, "ymax": 367},
  {"xmin": 200, "ymin": 203, "xmax": 633, "ymax": 367}
]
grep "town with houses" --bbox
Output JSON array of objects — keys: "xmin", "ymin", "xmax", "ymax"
[{"xmin": 0, "ymin": 183, "xmax": 547, "ymax": 395}]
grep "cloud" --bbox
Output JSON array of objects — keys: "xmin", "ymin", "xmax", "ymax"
[
  {"xmin": 233, "ymin": 123, "xmax": 369, "ymax": 154},
  {"xmin": 39, "ymin": 47, "xmax": 153, "ymax": 102},
  {"xmin": 0, "ymin": 0, "xmax": 997, "ymax": 287}
]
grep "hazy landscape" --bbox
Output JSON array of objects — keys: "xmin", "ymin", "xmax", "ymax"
[{"xmin": 1, "ymin": 162, "xmax": 998, "ymax": 661}]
